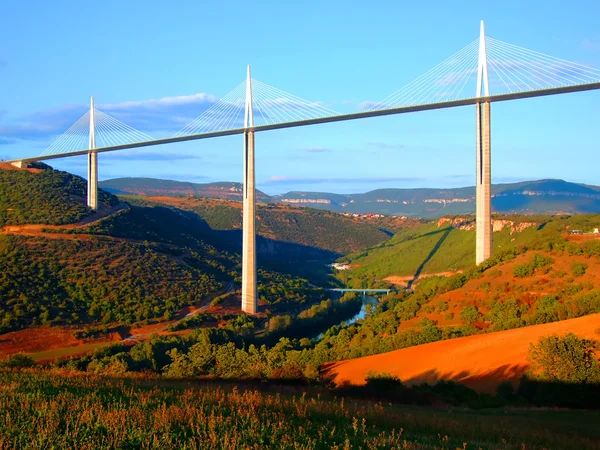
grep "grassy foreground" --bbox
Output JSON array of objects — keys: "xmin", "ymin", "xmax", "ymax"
[{"xmin": 1, "ymin": 370, "xmax": 599, "ymax": 449}]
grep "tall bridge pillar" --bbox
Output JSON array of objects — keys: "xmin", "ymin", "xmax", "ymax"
[
  {"xmin": 87, "ymin": 97, "xmax": 98, "ymax": 210},
  {"xmin": 476, "ymin": 101, "xmax": 492, "ymax": 264},
  {"xmin": 475, "ymin": 21, "xmax": 492, "ymax": 265},
  {"xmin": 241, "ymin": 66, "xmax": 258, "ymax": 314}
]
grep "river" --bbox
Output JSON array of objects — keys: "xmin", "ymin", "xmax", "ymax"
[{"xmin": 315, "ymin": 295, "xmax": 379, "ymax": 340}]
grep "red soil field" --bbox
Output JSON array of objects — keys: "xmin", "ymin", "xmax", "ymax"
[
  {"xmin": 0, "ymin": 326, "xmax": 122, "ymax": 357},
  {"xmin": 322, "ymin": 313, "xmax": 600, "ymax": 393}
]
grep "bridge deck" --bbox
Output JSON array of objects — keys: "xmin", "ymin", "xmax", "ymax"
[{"xmin": 10, "ymin": 82, "xmax": 600, "ymax": 164}]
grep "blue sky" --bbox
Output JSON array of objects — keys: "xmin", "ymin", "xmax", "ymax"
[{"xmin": 1, "ymin": 0, "xmax": 599, "ymax": 194}]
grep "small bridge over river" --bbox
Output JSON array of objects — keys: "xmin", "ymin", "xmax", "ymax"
[{"xmin": 328, "ymin": 289, "xmax": 395, "ymax": 296}]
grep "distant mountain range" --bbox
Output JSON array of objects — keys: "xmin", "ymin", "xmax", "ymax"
[
  {"xmin": 99, "ymin": 178, "xmax": 600, "ymax": 218},
  {"xmin": 99, "ymin": 178, "xmax": 271, "ymax": 202}
]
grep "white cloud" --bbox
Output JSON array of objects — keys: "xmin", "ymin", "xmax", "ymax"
[
  {"xmin": 582, "ymin": 37, "xmax": 600, "ymax": 51},
  {"xmin": 0, "ymin": 92, "xmax": 220, "ymax": 141},
  {"xmin": 100, "ymin": 93, "xmax": 218, "ymax": 111},
  {"xmin": 357, "ymin": 100, "xmax": 382, "ymax": 111}
]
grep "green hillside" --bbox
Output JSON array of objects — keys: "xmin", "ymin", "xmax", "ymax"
[
  {"xmin": 0, "ymin": 234, "xmax": 227, "ymax": 331},
  {"xmin": 123, "ymin": 196, "xmax": 397, "ymax": 256},
  {"xmin": 0, "ymin": 164, "xmax": 118, "ymax": 227},
  {"xmin": 343, "ymin": 215, "xmax": 600, "ymax": 280},
  {"xmin": 0, "ymin": 167, "xmax": 327, "ymax": 334}
]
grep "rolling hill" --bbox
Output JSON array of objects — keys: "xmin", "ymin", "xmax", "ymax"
[
  {"xmin": 0, "ymin": 165, "xmax": 327, "ymax": 335},
  {"xmin": 122, "ymin": 195, "xmax": 410, "ymax": 256},
  {"xmin": 0, "ymin": 164, "xmax": 411, "ymax": 336},
  {"xmin": 100, "ymin": 178, "xmax": 271, "ymax": 201},
  {"xmin": 323, "ymin": 313, "xmax": 600, "ymax": 393},
  {"xmin": 277, "ymin": 179, "xmax": 600, "ymax": 217},
  {"xmin": 3, "ymin": 164, "xmax": 600, "ymax": 400},
  {"xmin": 340, "ymin": 214, "xmax": 600, "ymax": 283},
  {"xmin": 0, "ymin": 162, "xmax": 118, "ymax": 227}
]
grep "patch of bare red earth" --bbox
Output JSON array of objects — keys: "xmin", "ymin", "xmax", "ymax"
[
  {"xmin": 0, "ymin": 327, "xmax": 122, "ymax": 357},
  {"xmin": 0, "ymin": 162, "xmax": 42, "ymax": 173},
  {"xmin": 322, "ymin": 313, "xmax": 600, "ymax": 393},
  {"xmin": 384, "ymin": 271, "xmax": 463, "ymax": 288}
]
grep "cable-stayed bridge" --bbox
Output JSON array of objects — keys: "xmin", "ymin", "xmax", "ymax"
[{"xmin": 7, "ymin": 22, "xmax": 600, "ymax": 314}]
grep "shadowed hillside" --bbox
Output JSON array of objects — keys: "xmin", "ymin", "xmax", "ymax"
[
  {"xmin": 100, "ymin": 178, "xmax": 271, "ymax": 201},
  {"xmin": 121, "ymin": 195, "xmax": 409, "ymax": 256},
  {"xmin": 0, "ymin": 165, "xmax": 330, "ymax": 335}
]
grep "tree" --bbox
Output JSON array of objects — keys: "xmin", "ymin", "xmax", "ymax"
[
  {"xmin": 459, "ymin": 305, "xmax": 480, "ymax": 324},
  {"xmin": 527, "ymin": 333, "xmax": 600, "ymax": 384},
  {"xmin": 572, "ymin": 262, "xmax": 589, "ymax": 277},
  {"xmin": 0, "ymin": 353, "xmax": 36, "ymax": 368}
]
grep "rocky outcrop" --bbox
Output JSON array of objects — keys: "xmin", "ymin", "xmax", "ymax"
[{"xmin": 437, "ymin": 217, "xmax": 537, "ymax": 234}]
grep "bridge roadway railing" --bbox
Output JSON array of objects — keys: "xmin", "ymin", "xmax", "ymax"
[
  {"xmin": 328, "ymin": 288, "xmax": 394, "ymax": 295},
  {"xmin": 10, "ymin": 81, "xmax": 600, "ymax": 165}
]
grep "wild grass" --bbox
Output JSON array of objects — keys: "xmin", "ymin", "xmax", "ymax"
[
  {"xmin": 27, "ymin": 342, "xmax": 110, "ymax": 362},
  {"xmin": 1, "ymin": 369, "xmax": 599, "ymax": 449}
]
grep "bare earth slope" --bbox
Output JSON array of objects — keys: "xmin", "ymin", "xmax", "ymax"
[{"xmin": 323, "ymin": 313, "xmax": 600, "ymax": 393}]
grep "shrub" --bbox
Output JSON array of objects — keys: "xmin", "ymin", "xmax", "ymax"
[
  {"xmin": 270, "ymin": 363, "xmax": 305, "ymax": 382},
  {"xmin": 459, "ymin": 305, "xmax": 480, "ymax": 324},
  {"xmin": 435, "ymin": 302, "xmax": 449, "ymax": 313},
  {"xmin": 513, "ymin": 263, "xmax": 534, "ymax": 278},
  {"xmin": 0, "ymin": 353, "xmax": 36, "ymax": 368},
  {"xmin": 486, "ymin": 299, "xmax": 528, "ymax": 331},
  {"xmin": 527, "ymin": 333, "xmax": 600, "ymax": 384},
  {"xmin": 563, "ymin": 284, "xmax": 583, "ymax": 296},
  {"xmin": 488, "ymin": 269, "xmax": 502, "ymax": 278},
  {"xmin": 415, "ymin": 380, "xmax": 479, "ymax": 406},
  {"xmin": 531, "ymin": 254, "xmax": 554, "ymax": 269},
  {"xmin": 364, "ymin": 372, "xmax": 406, "ymax": 398},
  {"xmin": 571, "ymin": 262, "xmax": 589, "ymax": 277},
  {"xmin": 496, "ymin": 381, "xmax": 515, "ymax": 400}
]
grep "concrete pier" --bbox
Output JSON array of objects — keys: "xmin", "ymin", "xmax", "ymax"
[
  {"xmin": 87, "ymin": 97, "xmax": 98, "ymax": 210},
  {"xmin": 476, "ymin": 101, "xmax": 492, "ymax": 265},
  {"xmin": 241, "ymin": 67, "xmax": 258, "ymax": 314},
  {"xmin": 88, "ymin": 151, "xmax": 98, "ymax": 210}
]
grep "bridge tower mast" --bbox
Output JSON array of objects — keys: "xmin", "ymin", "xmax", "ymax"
[
  {"xmin": 475, "ymin": 21, "xmax": 492, "ymax": 265},
  {"xmin": 241, "ymin": 66, "xmax": 257, "ymax": 314},
  {"xmin": 87, "ymin": 97, "xmax": 98, "ymax": 210}
]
